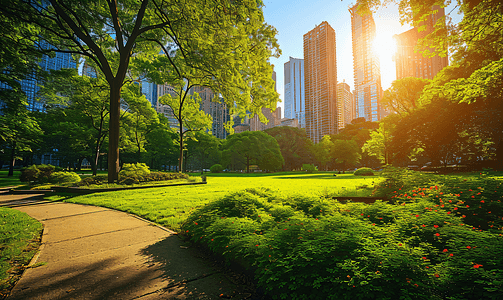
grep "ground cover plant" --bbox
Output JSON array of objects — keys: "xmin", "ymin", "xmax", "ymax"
[
  {"xmin": 0, "ymin": 208, "xmax": 43, "ymax": 298},
  {"xmin": 181, "ymin": 170, "xmax": 503, "ymax": 299},
  {"xmin": 63, "ymin": 172, "xmax": 380, "ymax": 230}
]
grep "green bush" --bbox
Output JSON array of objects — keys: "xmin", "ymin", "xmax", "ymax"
[
  {"xmin": 301, "ymin": 163, "xmax": 318, "ymax": 173},
  {"xmin": 210, "ymin": 164, "xmax": 224, "ymax": 173},
  {"xmin": 78, "ymin": 175, "xmax": 108, "ymax": 186},
  {"xmin": 50, "ymin": 172, "xmax": 81, "ymax": 185},
  {"xmin": 19, "ymin": 164, "xmax": 60, "ymax": 183},
  {"xmin": 119, "ymin": 163, "xmax": 150, "ymax": 181},
  {"xmin": 354, "ymin": 167, "xmax": 374, "ymax": 176},
  {"xmin": 182, "ymin": 185, "xmax": 503, "ymax": 300}
]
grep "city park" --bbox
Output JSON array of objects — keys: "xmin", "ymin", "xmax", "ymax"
[{"xmin": 1, "ymin": 0, "xmax": 502, "ymax": 299}]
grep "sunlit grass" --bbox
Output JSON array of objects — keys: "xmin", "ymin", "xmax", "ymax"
[
  {"xmin": 0, "ymin": 208, "xmax": 43, "ymax": 295},
  {"xmin": 0, "ymin": 171, "xmax": 22, "ymax": 188},
  {"xmin": 63, "ymin": 172, "xmax": 382, "ymax": 231}
]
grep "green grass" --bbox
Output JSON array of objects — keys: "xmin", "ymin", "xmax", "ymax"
[
  {"xmin": 0, "ymin": 208, "xmax": 43, "ymax": 297},
  {"xmin": 0, "ymin": 171, "xmax": 22, "ymax": 188},
  {"xmin": 63, "ymin": 172, "xmax": 381, "ymax": 231}
]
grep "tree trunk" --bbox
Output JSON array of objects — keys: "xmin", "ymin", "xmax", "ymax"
[
  {"xmin": 8, "ymin": 141, "xmax": 16, "ymax": 177},
  {"xmin": 178, "ymin": 128, "xmax": 184, "ymax": 173},
  {"xmin": 246, "ymin": 156, "xmax": 250, "ymax": 173},
  {"xmin": 108, "ymin": 82, "xmax": 121, "ymax": 183}
]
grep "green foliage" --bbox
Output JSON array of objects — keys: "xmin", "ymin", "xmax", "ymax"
[
  {"xmin": 119, "ymin": 163, "xmax": 150, "ymax": 180},
  {"xmin": 210, "ymin": 164, "xmax": 224, "ymax": 173},
  {"xmin": 265, "ymin": 127, "xmax": 314, "ymax": 171},
  {"xmin": 49, "ymin": 171, "xmax": 81, "ymax": 185},
  {"xmin": 223, "ymin": 131, "xmax": 284, "ymax": 172},
  {"xmin": 0, "ymin": 208, "xmax": 42, "ymax": 291},
  {"xmin": 301, "ymin": 164, "xmax": 318, "ymax": 174},
  {"xmin": 78, "ymin": 175, "xmax": 108, "ymax": 186},
  {"xmin": 354, "ymin": 167, "xmax": 375, "ymax": 176},
  {"xmin": 182, "ymin": 179, "xmax": 503, "ymax": 299},
  {"xmin": 19, "ymin": 164, "xmax": 60, "ymax": 183}
]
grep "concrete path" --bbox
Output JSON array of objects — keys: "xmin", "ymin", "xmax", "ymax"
[{"xmin": 1, "ymin": 192, "xmax": 257, "ymax": 300}]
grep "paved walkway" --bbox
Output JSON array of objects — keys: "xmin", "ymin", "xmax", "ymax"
[{"xmin": 1, "ymin": 192, "xmax": 257, "ymax": 299}]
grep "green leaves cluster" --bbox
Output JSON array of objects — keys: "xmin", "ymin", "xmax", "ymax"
[{"xmin": 182, "ymin": 179, "xmax": 503, "ymax": 299}]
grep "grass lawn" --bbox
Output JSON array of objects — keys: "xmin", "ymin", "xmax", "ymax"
[
  {"xmin": 0, "ymin": 171, "xmax": 22, "ymax": 188},
  {"xmin": 0, "ymin": 208, "xmax": 43, "ymax": 298},
  {"xmin": 62, "ymin": 172, "xmax": 381, "ymax": 231}
]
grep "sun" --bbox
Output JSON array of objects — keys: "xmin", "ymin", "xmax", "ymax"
[{"xmin": 372, "ymin": 30, "xmax": 398, "ymax": 85}]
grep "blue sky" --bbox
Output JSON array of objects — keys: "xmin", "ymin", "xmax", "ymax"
[{"xmin": 262, "ymin": 0, "xmax": 462, "ymax": 117}]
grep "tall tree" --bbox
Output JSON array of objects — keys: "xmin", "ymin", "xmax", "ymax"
[
  {"xmin": 264, "ymin": 126, "xmax": 314, "ymax": 171},
  {"xmin": 222, "ymin": 131, "xmax": 283, "ymax": 173},
  {"xmin": 380, "ymin": 77, "xmax": 431, "ymax": 116},
  {"xmin": 331, "ymin": 139, "xmax": 361, "ymax": 171},
  {"xmin": 312, "ymin": 135, "xmax": 333, "ymax": 171},
  {"xmin": 4, "ymin": 0, "xmax": 279, "ymax": 181}
]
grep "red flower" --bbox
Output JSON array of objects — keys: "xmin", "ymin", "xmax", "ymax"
[
  {"xmin": 447, "ymin": 211, "xmax": 451, "ymax": 214},
  {"xmin": 434, "ymin": 274, "xmax": 440, "ymax": 278},
  {"xmin": 462, "ymin": 215, "xmax": 466, "ymax": 218},
  {"xmin": 449, "ymin": 253, "xmax": 454, "ymax": 257},
  {"xmin": 435, "ymin": 233, "xmax": 440, "ymax": 237},
  {"xmin": 454, "ymin": 207, "xmax": 458, "ymax": 210},
  {"xmin": 415, "ymin": 215, "xmax": 419, "ymax": 217},
  {"xmin": 434, "ymin": 225, "xmax": 439, "ymax": 228},
  {"xmin": 466, "ymin": 246, "xmax": 471, "ymax": 249},
  {"xmin": 422, "ymin": 257, "xmax": 427, "ymax": 260},
  {"xmin": 398, "ymin": 243, "xmax": 402, "ymax": 246},
  {"xmin": 481, "ymin": 200, "xmax": 485, "ymax": 203},
  {"xmin": 255, "ymin": 244, "xmax": 259, "ymax": 247},
  {"xmin": 422, "ymin": 224, "xmax": 426, "ymax": 227},
  {"xmin": 473, "ymin": 264, "xmax": 483, "ymax": 269},
  {"xmin": 443, "ymin": 249, "xmax": 448, "ymax": 252}
]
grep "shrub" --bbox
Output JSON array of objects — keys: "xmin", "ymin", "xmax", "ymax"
[
  {"xmin": 182, "ymin": 185, "xmax": 503, "ymax": 300},
  {"xmin": 19, "ymin": 164, "xmax": 58, "ymax": 183},
  {"xmin": 210, "ymin": 164, "xmax": 224, "ymax": 173},
  {"xmin": 119, "ymin": 163, "xmax": 150, "ymax": 181},
  {"xmin": 78, "ymin": 175, "xmax": 108, "ymax": 186},
  {"xmin": 50, "ymin": 172, "xmax": 81, "ymax": 185},
  {"xmin": 301, "ymin": 163, "xmax": 318, "ymax": 173},
  {"xmin": 354, "ymin": 167, "xmax": 374, "ymax": 176}
]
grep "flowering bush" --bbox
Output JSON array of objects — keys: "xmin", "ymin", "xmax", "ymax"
[{"xmin": 181, "ymin": 176, "xmax": 503, "ymax": 299}]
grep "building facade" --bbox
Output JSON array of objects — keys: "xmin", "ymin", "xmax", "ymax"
[
  {"xmin": 284, "ymin": 57, "xmax": 305, "ymax": 128},
  {"xmin": 303, "ymin": 21, "xmax": 338, "ymax": 143},
  {"xmin": 394, "ymin": 7, "xmax": 448, "ymax": 80},
  {"xmin": 336, "ymin": 81, "xmax": 354, "ymax": 129},
  {"xmin": 190, "ymin": 86, "xmax": 230, "ymax": 139},
  {"xmin": 350, "ymin": 5, "xmax": 382, "ymax": 122}
]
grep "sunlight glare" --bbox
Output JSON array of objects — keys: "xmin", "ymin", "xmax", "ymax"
[{"xmin": 372, "ymin": 31, "xmax": 397, "ymax": 79}]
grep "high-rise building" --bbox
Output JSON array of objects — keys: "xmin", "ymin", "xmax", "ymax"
[
  {"xmin": 190, "ymin": 86, "xmax": 230, "ymax": 139},
  {"xmin": 141, "ymin": 80, "xmax": 158, "ymax": 107},
  {"xmin": 156, "ymin": 84, "xmax": 179, "ymax": 128},
  {"xmin": 284, "ymin": 57, "xmax": 305, "ymax": 128},
  {"xmin": 303, "ymin": 21, "xmax": 337, "ymax": 143},
  {"xmin": 249, "ymin": 70, "xmax": 280, "ymax": 132},
  {"xmin": 394, "ymin": 6, "xmax": 448, "ymax": 80},
  {"xmin": 0, "ymin": 51, "xmax": 77, "ymax": 112},
  {"xmin": 336, "ymin": 81, "xmax": 354, "ymax": 129},
  {"xmin": 350, "ymin": 5, "xmax": 382, "ymax": 122}
]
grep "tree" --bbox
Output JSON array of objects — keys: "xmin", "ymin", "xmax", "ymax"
[
  {"xmin": 362, "ymin": 122, "xmax": 395, "ymax": 166},
  {"xmin": 222, "ymin": 131, "xmax": 283, "ymax": 173},
  {"xmin": 264, "ymin": 126, "xmax": 314, "ymax": 171},
  {"xmin": 380, "ymin": 77, "xmax": 431, "ymax": 116},
  {"xmin": 40, "ymin": 68, "xmax": 110, "ymax": 175},
  {"xmin": 120, "ymin": 84, "xmax": 159, "ymax": 162},
  {"xmin": 158, "ymin": 90, "xmax": 212, "ymax": 172},
  {"xmin": 0, "ymin": 100, "xmax": 43, "ymax": 176},
  {"xmin": 312, "ymin": 135, "xmax": 333, "ymax": 171},
  {"xmin": 4, "ymin": 0, "xmax": 279, "ymax": 181},
  {"xmin": 144, "ymin": 114, "xmax": 176, "ymax": 170},
  {"xmin": 185, "ymin": 131, "xmax": 222, "ymax": 173},
  {"xmin": 331, "ymin": 139, "xmax": 361, "ymax": 170}
]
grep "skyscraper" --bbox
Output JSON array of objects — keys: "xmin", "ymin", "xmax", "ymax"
[
  {"xmin": 394, "ymin": 6, "xmax": 448, "ymax": 80},
  {"xmin": 284, "ymin": 57, "xmax": 305, "ymax": 128},
  {"xmin": 190, "ymin": 86, "xmax": 230, "ymax": 139},
  {"xmin": 350, "ymin": 5, "xmax": 382, "ymax": 122},
  {"xmin": 336, "ymin": 81, "xmax": 354, "ymax": 129},
  {"xmin": 304, "ymin": 21, "xmax": 337, "ymax": 143}
]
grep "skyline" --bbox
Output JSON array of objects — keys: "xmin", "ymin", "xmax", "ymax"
[{"xmin": 262, "ymin": 1, "xmax": 462, "ymax": 118}]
